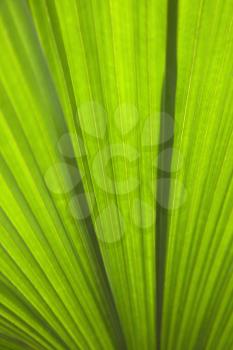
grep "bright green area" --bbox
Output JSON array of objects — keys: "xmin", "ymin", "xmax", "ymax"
[{"xmin": 0, "ymin": 0, "xmax": 232, "ymax": 349}]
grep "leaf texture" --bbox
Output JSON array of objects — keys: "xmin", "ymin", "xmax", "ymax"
[{"xmin": 0, "ymin": 0, "xmax": 232, "ymax": 349}]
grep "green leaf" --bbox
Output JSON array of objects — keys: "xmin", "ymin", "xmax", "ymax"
[{"xmin": 0, "ymin": 0, "xmax": 232, "ymax": 349}]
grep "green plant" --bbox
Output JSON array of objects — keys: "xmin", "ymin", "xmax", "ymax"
[{"xmin": 0, "ymin": 0, "xmax": 232, "ymax": 349}]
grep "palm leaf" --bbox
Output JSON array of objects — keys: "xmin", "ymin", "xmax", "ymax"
[{"xmin": 0, "ymin": 0, "xmax": 232, "ymax": 349}]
